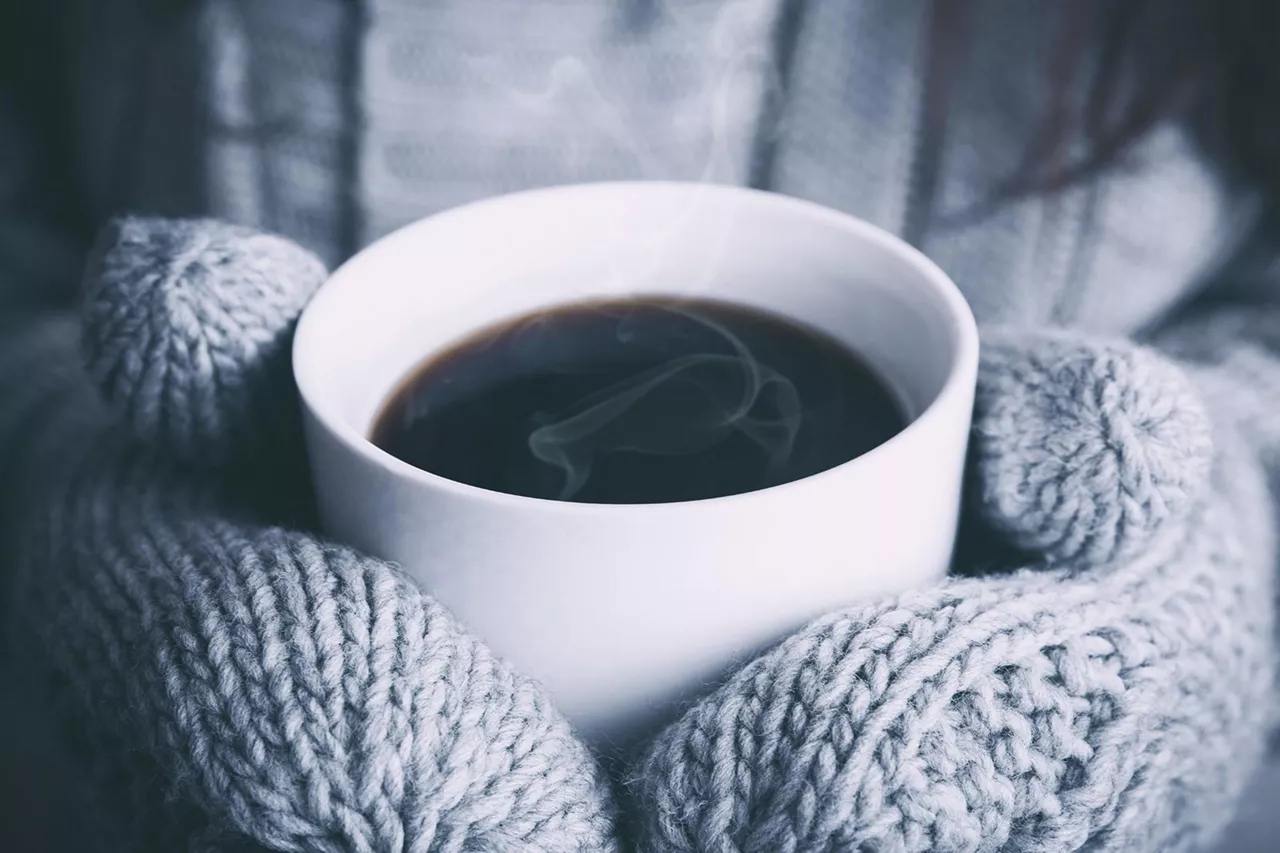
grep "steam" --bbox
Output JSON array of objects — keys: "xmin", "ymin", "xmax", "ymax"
[
  {"xmin": 526, "ymin": 305, "xmax": 801, "ymax": 500},
  {"xmin": 460, "ymin": 0, "xmax": 780, "ymax": 182},
  {"xmin": 444, "ymin": 1, "xmax": 800, "ymax": 500},
  {"xmin": 438, "ymin": 1, "xmax": 789, "ymax": 318},
  {"xmin": 466, "ymin": 54, "xmax": 668, "ymax": 179}
]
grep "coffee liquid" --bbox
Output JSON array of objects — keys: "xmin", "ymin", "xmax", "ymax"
[{"xmin": 371, "ymin": 297, "xmax": 907, "ymax": 504}]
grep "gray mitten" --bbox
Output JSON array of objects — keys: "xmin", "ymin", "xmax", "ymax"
[
  {"xmin": 2, "ymin": 218, "xmax": 622, "ymax": 853},
  {"xmin": 630, "ymin": 332, "xmax": 1277, "ymax": 852},
  {"xmin": 2, "ymin": 217, "xmax": 1276, "ymax": 853}
]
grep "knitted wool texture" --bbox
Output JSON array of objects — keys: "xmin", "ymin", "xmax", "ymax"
[
  {"xmin": 80, "ymin": 217, "xmax": 328, "ymax": 467},
  {"xmin": 1, "ymin": 218, "xmax": 1276, "ymax": 852}
]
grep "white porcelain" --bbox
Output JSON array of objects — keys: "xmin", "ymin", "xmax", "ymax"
[{"xmin": 293, "ymin": 182, "xmax": 979, "ymax": 749}]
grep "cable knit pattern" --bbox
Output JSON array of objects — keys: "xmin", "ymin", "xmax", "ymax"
[{"xmin": 1, "ymin": 219, "xmax": 1278, "ymax": 853}]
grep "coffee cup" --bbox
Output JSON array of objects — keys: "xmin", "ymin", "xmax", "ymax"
[{"xmin": 293, "ymin": 181, "xmax": 979, "ymax": 749}]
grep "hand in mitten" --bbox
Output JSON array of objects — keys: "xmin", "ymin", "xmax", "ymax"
[
  {"xmin": 2, "ymin": 217, "xmax": 1275, "ymax": 853},
  {"xmin": 1, "ymin": 218, "xmax": 621, "ymax": 853},
  {"xmin": 631, "ymin": 329, "xmax": 1277, "ymax": 853}
]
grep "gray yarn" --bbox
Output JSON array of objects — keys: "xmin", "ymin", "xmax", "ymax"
[
  {"xmin": 1, "ymin": 219, "xmax": 1277, "ymax": 853},
  {"xmin": 81, "ymin": 216, "xmax": 328, "ymax": 467},
  {"xmin": 972, "ymin": 330, "xmax": 1214, "ymax": 565},
  {"xmin": 1157, "ymin": 307, "xmax": 1280, "ymax": 467},
  {"xmin": 633, "ymin": 430, "xmax": 1274, "ymax": 852},
  {"xmin": 630, "ymin": 326, "xmax": 1275, "ymax": 853},
  {"xmin": 4, "ymin": 223, "xmax": 622, "ymax": 853}
]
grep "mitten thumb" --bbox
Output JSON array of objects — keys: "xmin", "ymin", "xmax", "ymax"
[
  {"xmin": 81, "ymin": 216, "xmax": 326, "ymax": 471},
  {"xmin": 967, "ymin": 327, "xmax": 1214, "ymax": 568}
]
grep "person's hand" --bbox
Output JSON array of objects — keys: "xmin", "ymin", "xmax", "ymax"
[
  {"xmin": 2, "ymin": 218, "xmax": 622, "ymax": 853},
  {"xmin": 2, "ymin": 217, "xmax": 1274, "ymax": 853},
  {"xmin": 630, "ymin": 328, "xmax": 1277, "ymax": 853}
]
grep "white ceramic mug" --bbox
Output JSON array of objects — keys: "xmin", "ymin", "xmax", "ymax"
[{"xmin": 293, "ymin": 182, "xmax": 979, "ymax": 749}]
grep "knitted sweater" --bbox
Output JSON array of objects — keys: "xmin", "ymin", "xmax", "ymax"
[
  {"xmin": 3, "ymin": 0, "xmax": 1248, "ymax": 328},
  {"xmin": 1, "ymin": 2, "xmax": 1279, "ymax": 851}
]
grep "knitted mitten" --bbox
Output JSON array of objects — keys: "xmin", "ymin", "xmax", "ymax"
[
  {"xmin": 631, "ymin": 333, "xmax": 1278, "ymax": 852},
  {"xmin": 1, "ymin": 220, "xmax": 622, "ymax": 853},
  {"xmin": 1, "ymin": 217, "xmax": 1275, "ymax": 853}
]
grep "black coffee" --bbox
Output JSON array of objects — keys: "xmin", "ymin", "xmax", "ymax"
[{"xmin": 371, "ymin": 297, "xmax": 906, "ymax": 504}]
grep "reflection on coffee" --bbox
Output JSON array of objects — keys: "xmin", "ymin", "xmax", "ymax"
[{"xmin": 370, "ymin": 297, "xmax": 906, "ymax": 504}]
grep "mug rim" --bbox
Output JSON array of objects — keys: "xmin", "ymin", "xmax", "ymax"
[{"xmin": 293, "ymin": 181, "xmax": 980, "ymax": 514}]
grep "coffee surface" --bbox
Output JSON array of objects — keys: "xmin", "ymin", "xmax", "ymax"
[{"xmin": 371, "ymin": 297, "xmax": 906, "ymax": 503}]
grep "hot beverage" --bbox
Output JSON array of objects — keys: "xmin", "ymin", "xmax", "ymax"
[{"xmin": 370, "ymin": 297, "xmax": 906, "ymax": 504}]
